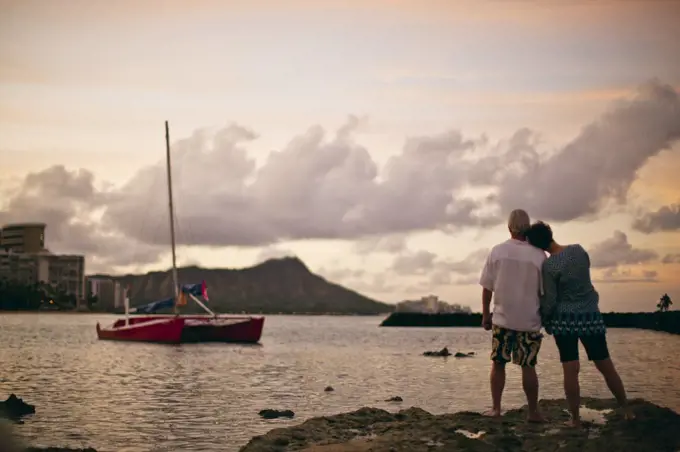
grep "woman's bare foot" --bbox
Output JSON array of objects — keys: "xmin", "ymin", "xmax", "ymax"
[
  {"xmin": 621, "ymin": 407, "xmax": 635, "ymax": 421},
  {"xmin": 483, "ymin": 408, "xmax": 502, "ymax": 418}
]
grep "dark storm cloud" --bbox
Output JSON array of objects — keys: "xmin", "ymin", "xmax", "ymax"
[
  {"xmin": 473, "ymin": 80, "xmax": 680, "ymax": 221},
  {"xmin": 632, "ymin": 202, "xmax": 680, "ymax": 233}
]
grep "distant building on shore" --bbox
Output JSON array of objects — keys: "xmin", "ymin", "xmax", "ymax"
[
  {"xmin": 395, "ymin": 295, "xmax": 472, "ymax": 314},
  {"xmin": 0, "ymin": 223, "xmax": 85, "ymax": 307},
  {"xmin": 87, "ymin": 277, "xmax": 125, "ymax": 311}
]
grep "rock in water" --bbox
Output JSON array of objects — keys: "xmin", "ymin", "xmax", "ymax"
[
  {"xmin": 423, "ymin": 347, "xmax": 451, "ymax": 357},
  {"xmin": 324, "ymin": 386, "xmax": 334, "ymax": 392},
  {"xmin": 240, "ymin": 398, "xmax": 680, "ymax": 451},
  {"xmin": 258, "ymin": 409, "xmax": 295, "ymax": 419},
  {"xmin": 385, "ymin": 396, "xmax": 403, "ymax": 402},
  {"xmin": 0, "ymin": 394, "xmax": 35, "ymax": 419}
]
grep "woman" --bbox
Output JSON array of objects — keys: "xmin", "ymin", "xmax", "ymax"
[{"xmin": 525, "ymin": 221, "xmax": 635, "ymax": 427}]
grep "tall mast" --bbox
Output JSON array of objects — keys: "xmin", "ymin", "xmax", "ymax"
[{"xmin": 165, "ymin": 120, "xmax": 179, "ymax": 299}]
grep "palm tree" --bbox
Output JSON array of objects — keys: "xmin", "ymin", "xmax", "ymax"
[{"xmin": 657, "ymin": 293, "xmax": 673, "ymax": 312}]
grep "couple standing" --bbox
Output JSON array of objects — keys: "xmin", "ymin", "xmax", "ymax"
[{"xmin": 479, "ymin": 209, "xmax": 634, "ymax": 427}]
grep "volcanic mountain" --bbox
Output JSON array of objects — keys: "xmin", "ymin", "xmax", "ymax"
[{"xmin": 90, "ymin": 257, "xmax": 392, "ymax": 315}]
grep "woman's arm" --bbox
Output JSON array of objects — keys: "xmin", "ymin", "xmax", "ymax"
[{"xmin": 540, "ymin": 263, "xmax": 558, "ymax": 323}]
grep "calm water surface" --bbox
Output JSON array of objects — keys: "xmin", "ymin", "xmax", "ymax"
[{"xmin": 1, "ymin": 313, "xmax": 679, "ymax": 451}]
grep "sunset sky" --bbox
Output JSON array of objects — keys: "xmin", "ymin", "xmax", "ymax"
[{"xmin": 1, "ymin": 0, "xmax": 679, "ymax": 311}]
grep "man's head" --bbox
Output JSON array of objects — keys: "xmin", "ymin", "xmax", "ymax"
[
  {"xmin": 526, "ymin": 221, "xmax": 554, "ymax": 251},
  {"xmin": 507, "ymin": 209, "xmax": 531, "ymax": 240}
]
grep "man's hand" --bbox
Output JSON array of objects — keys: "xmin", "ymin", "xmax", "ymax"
[
  {"xmin": 482, "ymin": 313, "xmax": 493, "ymax": 331},
  {"xmin": 482, "ymin": 288, "xmax": 493, "ymax": 331}
]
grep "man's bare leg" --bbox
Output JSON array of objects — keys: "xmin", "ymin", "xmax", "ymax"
[
  {"xmin": 522, "ymin": 365, "xmax": 545, "ymax": 422},
  {"xmin": 593, "ymin": 358, "xmax": 635, "ymax": 420},
  {"xmin": 562, "ymin": 361, "xmax": 581, "ymax": 428},
  {"xmin": 485, "ymin": 361, "xmax": 505, "ymax": 417}
]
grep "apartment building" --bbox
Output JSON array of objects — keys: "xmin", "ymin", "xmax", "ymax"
[
  {"xmin": 0, "ymin": 223, "xmax": 86, "ymax": 306},
  {"xmin": 0, "ymin": 223, "xmax": 46, "ymax": 253}
]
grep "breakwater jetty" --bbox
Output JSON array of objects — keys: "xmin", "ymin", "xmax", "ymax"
[{"xmin": 379, "ymin": 311, "xmax": 680, "ymax": 335}]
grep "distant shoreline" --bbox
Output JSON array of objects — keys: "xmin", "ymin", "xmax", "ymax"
[
  {"xmin": 380, "ymin": 311, "xmax": 680, "ymax": 335},
  {"xmin": 0, "ymin": 310, "xmax": 388, "ymax": 316}
]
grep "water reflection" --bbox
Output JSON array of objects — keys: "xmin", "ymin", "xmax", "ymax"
[{"xmin": 1, "ymin": 314, "xmax": 679, "ymax": 451}]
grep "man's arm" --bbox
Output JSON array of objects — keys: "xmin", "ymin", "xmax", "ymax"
[
  {"xmin": 482, "ymin": 288, "xmax": 493, "ymax": 316},
  {"xmin": 479, "ymin": 254, "xmax": 495, "ymax": 330}
]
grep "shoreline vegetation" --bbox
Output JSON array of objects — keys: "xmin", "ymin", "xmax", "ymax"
[{"xmin": 380, "ymin": 311, "xmax": 680, "ymax": 335}]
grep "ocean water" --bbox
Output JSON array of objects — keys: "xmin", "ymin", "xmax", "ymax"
[{"xmin": 1, "ymin": 313, "xmax": 679, "ymax": 451}]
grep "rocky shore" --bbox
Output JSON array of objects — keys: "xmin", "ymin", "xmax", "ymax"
[{"xmin": 240, "ymin": 397, "xmax": 680, "ymax": 451}]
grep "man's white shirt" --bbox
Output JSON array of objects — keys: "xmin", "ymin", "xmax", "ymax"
[{"xmin": 479, "ymin": 239, "xmax": 546, "ymax": 332}]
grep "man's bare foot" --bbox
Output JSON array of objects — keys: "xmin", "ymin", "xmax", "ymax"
[
  {"xmin": 526, "ymin": 412, "xmax": 547, "ymax": 423},
  {"xmin": 482, "ymin": 409, "xmax": 502, "ymax": 418}
]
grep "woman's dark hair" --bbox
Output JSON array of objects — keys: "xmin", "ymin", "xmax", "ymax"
[{"xmin": 526, "ymin": 221, "xmax": 553, "ymax": 251}]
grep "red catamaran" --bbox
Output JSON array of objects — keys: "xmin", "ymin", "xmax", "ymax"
[{"xmin": 96, "ymin": 121, "xmax": 265, "ymax": 344}]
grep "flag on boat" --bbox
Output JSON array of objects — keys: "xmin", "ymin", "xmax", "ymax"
[
  {"xmin": 180, "ymin": 281, "xmax": 209, "ymax": 301},
  {"xmin": 202, "ymin": 280, "xmax": 209, "ymax": 301},
  {"xmin": 176, "ymin": 291, "xmax": 187, "ymax": 306}
]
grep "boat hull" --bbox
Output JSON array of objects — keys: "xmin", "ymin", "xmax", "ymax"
[
  {"xmin": 96, "ymin": 315, "xmax": 264, "ymax": 344},
  {"xmin": 96, "ymin": 317, "xmax": 185, "ymax": 344},
  {"xmin": 181, "ymin": 316, "xmax": 265, "ymax": 343}
]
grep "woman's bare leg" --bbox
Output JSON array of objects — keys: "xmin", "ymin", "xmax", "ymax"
[
  {"xmin": 593, "ymin": 358, "xmax": 635, "ymax": 420},
  {"xmin": 562, "ymin": 360, "xmax": 581, "ymax": 427}
]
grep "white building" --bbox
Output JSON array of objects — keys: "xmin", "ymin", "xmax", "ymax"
[
  {"xmin": 88, "ymin": 278, "xmax": 125, "ymax": 311},
  {"xmin": 395, "ymin": 295, "xmax": 472, "ymax": 314}
]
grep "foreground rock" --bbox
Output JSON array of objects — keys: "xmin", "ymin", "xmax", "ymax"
[
  {"xmin": 240, "ymin": 398, "xmax": 680, "ymax": 451},
  {"xmin": 0, "ymin": 394, "xmax": 35, "ymax": 419}
]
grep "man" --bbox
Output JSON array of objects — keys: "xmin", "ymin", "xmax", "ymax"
[{"xmin": 479, "ymin": 209, "xmax": 546, "ymax": 421}]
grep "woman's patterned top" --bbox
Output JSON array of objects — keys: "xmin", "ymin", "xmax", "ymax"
[{"xmin": 540, "ymin": 244, "xmax": 606, "ymax": 336}]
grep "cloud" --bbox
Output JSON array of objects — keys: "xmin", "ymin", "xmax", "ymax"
[
  {"xmin": 255, "ymin": 246, "xmax": 296, "ymax": 263},
  {"xmin": 588, "ymin": 231, "xmax": 658, "ymax": 268},
  {"xmin": 662, "ymin": 254, "xmax": 680, "ymax": 264},
  {"xmin": 391, "ymin": 247, "xmax": 489, "ymax": 287},
  {"xmin": 2, "ymin": 81, "xmax": 679, "ymax": 273},
  {"xmin": 441, "ymin": 248, "xmax": 489, "ymax": 274},
  {"xmin": 475, "ymin": 80, "xmax": 680, "ymax": 221},
  {"xmin": 103, "ymin": 116, "xmax": 497, "ymax": 249},
  {"xmin": 632, "ymin": 202, "xmax": 680, "ymax": 233},
  {"xmin": 0, "ymin": 165, "xmax": 164, "ymax": 272},
  {"xmin": 594, "ymin": 267, "xmax": 659, "ymax": 284},
  {"xmin": 354, "ymin": 234, "xmax": 408, "ymax": 254},
  {"xmin": 348, "ymin": 273, "xmax": 398, "ymax": 296},
  {"xmin": 391, "ymin": 250, "xmax": 437, "ymax": 275},
  {"xmin": 317, "ymin": 266, "xmax": 365, "ymax": 282}
]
